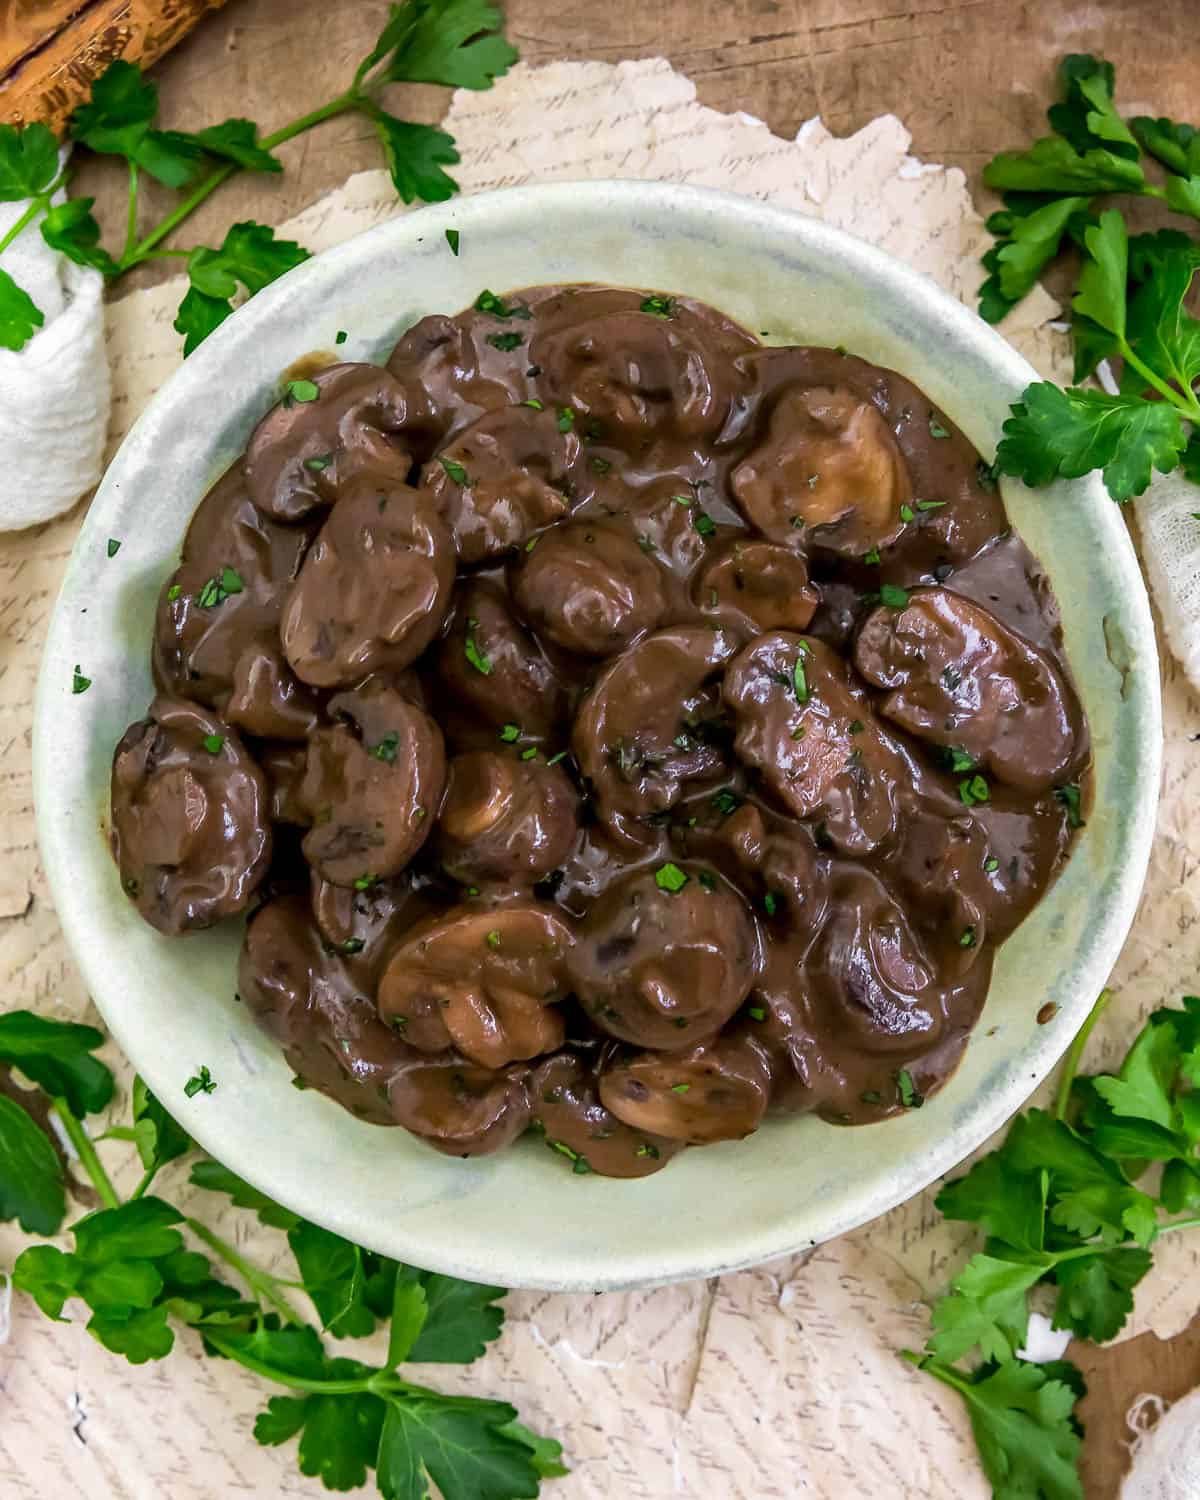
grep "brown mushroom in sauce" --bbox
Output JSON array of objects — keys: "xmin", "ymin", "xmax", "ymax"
[
  {"xmin": 530, "ymin": 1051, "xmax": 683, "ymax": 1177},
  {"xmin": 436, "ymin": 751, "xmax": 579, "ymax": 886},
  {"xmin": 387, "ymin": 1055, "xmax": 532, "ymax": 1157},
  {"xmin": 598, "ymin": 1034, "xmax": 772, "ymax": 1144},
  {"xmin": 111, "ymin": 696, "xmax": 272, "ymax": 934},
  {"xmin": 695, "ymin": 538, "xmax": 820, "ymax": 634}
]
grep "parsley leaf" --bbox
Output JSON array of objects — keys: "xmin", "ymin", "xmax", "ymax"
[
  {"xmin": 0, "ymin": 1094, "xmax": 66, "ymax": 1234},
  {"xmin": 0, "ymin": 267, "xmax": 44, "ymax": 350},
  {"xmin": 177, "ymin": 118, "xmax": 283, "ymax": 173},
  {"xmin": 405, "ymin": 1270, "xmax": 506, "ymax": 1363},
  {"xmin": 70, "ymin": 61, "xmax": 204, "ymax": 189},
  {"xmin": 366, "ymin": 0, "xmax": 519, "ymax": 91},
  {"xmin": 1130, "ymin": 114, "xmax": 1200, "ymax": 178},
  {"xmin": 1051, "ymin": 1247, "xmax": 1153, "ymax": 1342},
  {"xmin": 184, "ymin": 1065, "xmax": 216, "ymax": 1098},
  {"xmin": 0, "ymin": 122, "xmax": 59, "ymax": 200},
  {"xmin": 375, "ymin": 1395, "xmax": 541, "ymax": 1500},
  {"xmin": 188, "ymin": 1159, "xmax": 302, "ymax": 1230},
  {"xmin": 39, "ymin": 198, "xmax": 119, "ymax": 274},
  {"xmin": 130, "ymin": 1076, "xmax": 191, "ymax": 1174},
  {"xmin": 373, "ymin": 114, "xmax": 461, "ymax": 204},
  {"xmin": 177, "ymin": 222, "xmax": 309, "ymax": 354},
  {"xmin": 0, "ymin": 1011, "xmax": 114, "ymax": 1116},
  {"xmin": 256, "ymin": 1383, "xmax": 384, "ymax": 1490},
  {"xmin": 995, "ymin": 382, "xmax": 1186, "ymax": 502},
  {"xmin": 926, "ymin": 1253, "xmax": 1043, "ymax": 1362},
  {"xmin": 983, "ymin": 134, "xmax": 1145, "ymax": 197}
]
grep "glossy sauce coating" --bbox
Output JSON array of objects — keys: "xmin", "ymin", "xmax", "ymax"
[{"xmin": 112, "ymin": 283, "xmax": 1089, "ymax": 1176}]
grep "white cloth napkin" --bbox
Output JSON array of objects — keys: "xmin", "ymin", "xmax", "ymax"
[{"xmin": 0, "ymin": 167, "xmax": 110, "ymax": 532}]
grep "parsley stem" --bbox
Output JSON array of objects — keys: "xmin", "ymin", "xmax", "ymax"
[
  {"xmin": 1156, "ymin": 1215, "xmax": 1200, "ymax": 1238},
  {"xmin": 121, "ymin": 92, "xmax": 358, "ymax": 270},
  {"xmin": 203, "ymin": 1330, "xmax": 436, "ymax": 1397},
  {"xmin": 185, "ymin": 1217, "xmax": 305, "ymax": 1327},
  {"xmin": 129, "ymin": 1164, "xmax": 158, "ymax": 1201},
  {"xmin": 1054, "ymin": 987, "xmax": 1113, "ymax": 1121},
  {"xmin": 53, "ymin": 1098, "xmax": 121, "ymax": 1210},
  {"xmin": 0, "ymin": 197, "xmax": 43, "ymax": 259},
  {"xmin": 121, "ymin": 160, "xmax": 140, "ymax": 263},
  {"xmin": 1121, "ymin": 343, "xmax": 1200, "ymax": 419}
]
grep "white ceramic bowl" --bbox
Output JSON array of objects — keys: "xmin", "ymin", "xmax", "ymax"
[{"xmin": 35, "ymin": 182, "xmax": 1160, "ymax": 1291}]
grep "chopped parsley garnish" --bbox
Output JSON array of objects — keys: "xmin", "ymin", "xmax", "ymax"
[
  {"xmin": 444, "ymin": 227, "xmax": 459, "ymax": 255},
  {"xmin": 499, "ymin": 723, "xmax": 521, "ymax": 742},
  {"xmin": 637, "ymin": 536, "xmax": 656, "ymax": 554},
  {"xmin": 670, "ymin": 1082, "xmax": 690, "ymax": 1094},
  {"xmin": 368, "ymin": 731, "xmax": 400, "ymax": 762},
  {"xmin": 899, "ymin": 503, "xmax": 915, "ymax": 523},
  {"xmin": 166, "ymin": 584, "xmax": 181, "ymax": 602},
  {"xmin": 747, "ymin": 1006, "xmax": 766, "ymax": 1021},
  {"xmin": 354, "ymin": 874, "xmax": 379, "ymax": 891},
  {"xmin": 71, "ymin": 665, "xmax": 91, "ymax": 695},
  {"xmin": 879, "ymin": 583, "xmax": 910, "ymax": 609},
  {"xmin": 439, "ymin": 455, "xmax": 469, "ymax": 485},
  {"xmin": 896, "ymin": 1068, "xmax": 924, "ymax": 1108},
  {"xmin": 697, "ymin": 870, "xmax": 716, "ymax": 892},
  {"xmin": 520, "ymin": 397, "xmax": 543, "ymax": 409},
  {"xmin": 976, "ymin": 459, "xmax": 999, "ymax": 492},
  {"xmin": 762, "ymin": 892, "xmax": 778, "ymax": 917},
  {"xmin": 959, "ymin": 774, "xmax": 990, "ymax": 806},
  {"xmin": 917, "ymin": 499, "xmax": 947, "ymax": 512},
  {"xmin": 201, "ymin": 733, "xmax": 224, "ymax": 754},
  {"xmin": 636, "ymin": 1143, "xmax": 661, "ymax": 1159},
  {"xmin": 334, "ymin": 330, "xmax": 347, "ymax": 345},
  {"xmin": 463, "ymin": 617, "xmax": 491, "ymax": 675},
  {"xmin": 848, "ymin": 720, "xmax": 864, "ymax": 734},
  {"xmin": 590, "ymin": 456, "xmax": 612, "ymax": 474},
  {"xmin": 524, "ymin": 535, "xmax": 539, "ymax": 552},
  {"xmin": 339, "ymin": 938, "xmax": 365, "ymax": 955},
  {"xmin": 984, "ymin": 856, "xmax": 1000, "ymax": 873},
  {"xmin": 184, "ymin": 1065, "xmax": 216, "ymax": 1098},
  {"xmin": 863, "ymin": 547, "xmax": 882, "ymax": 565},
  {"xmin": 545, "ymin": 750, "xmax": 568, "ymax": 766},
  {"xmin": 711, "ymin": 788, "xmax": 742, "ymax": 817},
  {"xmin": 485, "ymin": 930, "xmax": 501, "ymax": 949},
  {"xmin": 792, "ymin": 649, "xmax": 809, "ymax": 704},
  {"xmin": 960, "ymin": 926, "xmax": 977, "ymax": 949},
  {"xmin": 520, "ymin": 747, "xmax": 538, "ymax": 760},
  {"xmin": 928, "ymin": 414, "xmax": 950, "ymax": 439},
  {"xmin": 640, "ymin": 294, "xmax": 674, "ymax": 318},
  {"xmin": 283, "ymin": 378, "xmax": 320, "ymax": 405},
  {"xmin": 486, "ymin": 331, "xmax": 523, "ymax": 351},
  {"xmin": 304, "ymin": 453, "xmax": 332, "ymax": 471},
  {"xmin": 945, "ymin": 747, "xmax": 977, "ymax": 773},
  {"xmin": 1055, "ymin": 783, "xmax": 1085, "ymax": 828},
  {"xmin": 672, "ymin": 494, "xmax": 691, "ymax": 506},
  {"xmin": 654, "ymin": 862, "xmax": 690, "ymax": 894},
  {"xmin": 693, "ymin": 511, "xmax": 716, "ymax": 537},
  {"xmin": 196, "ymin": 565, "xmax": 244, "ymax": 608},
  {"xmin": 556, "ymin": 407, "xmax": 575, "ymax": 433},
  {"xmin": 107, "ymin": 538, "xmax": 121, "ymax": 557},
  {"xmin": 474, "ymin": 288, "xmax": 531, "ymax": 320}
]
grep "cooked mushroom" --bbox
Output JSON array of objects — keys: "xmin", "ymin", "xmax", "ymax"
[
  {"xmin": 421, "ymin": 404, "xmax": 579, "ymax": 563},
  {"xmin": 386, "ymin": 313, "xmax": 523, "ymax": 438},
  {"xmin": 853, "ymin": 586, "xmax": 1085, "ymax": 789},
  {"xmin": 434, "ymin": 579, "xmax": 566, "ymax": 743},
  {"xmin": 239, "ymin": 894, "xmax": 406, "ymax": 1124},
  {"xmin": 568, "ymin": 864, "xmax": 761, "ymax": 1048},
  {"xmin": 111, "ymin": 696, "xmax": 271, "ymax": 935},
  {"xmin": 153, "ymin": 468, "xmax": 317, "ymax": 708},
  {"xmin": 224, "ymin": 638, "xmax": 322, "ymax": 740},
  {"xmin": 730, "ymin": 384, "xmax": 911, "ymax": 554},
  {"xmin": 387, "ymin": 1054, "xmax": 532, "ymax": 1157},
  {"xmin": 573, "ymin": 626, "xmax": 737, "ymax": 848},
  {"xmin": 259, "ymin": 743, "xmax": 311, "ymax": 826},
  {"xmin": 281, "ymin": 478, "xmax": 454, "ymax": 689},
  {"xmin": 244, "ymin": 362, "xmax": 435, "ymax": 522},
  {"xmin": 723, "ymin": 632, "xmax": 907, "ymax": 854},
  {"xmin": 510, "ymin": 520, "xmax": 667, "ymax": 658},
  {"xmin": 377, "ymin": 903, "xmax": 574, "ymax": 1069},
  {"xmin": 436, "ymin": 751, "xmax": 578, "ymax": 886},
  {"xmin": 598, "ymin": 1034, "xmax": 772, "ymax": 1143},
  {"xmin": 310, "ymin": 868, "xmax": 432, "ymax": 985},
  {"xmin": 298, "ymin": 679, "xmax": 445, "ymax": 886},
  {"xmin": 530, "ymin": 1051, "xmax": 683, "ymax": 1177},
  {"xmin": 694, "ymin": 538, "xmax": 820, "ymax": 634}
]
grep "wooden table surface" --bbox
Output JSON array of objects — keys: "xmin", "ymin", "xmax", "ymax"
[{"xmin": 70, "ymin": 1, "xmax": 1200, "ymax": 1495}]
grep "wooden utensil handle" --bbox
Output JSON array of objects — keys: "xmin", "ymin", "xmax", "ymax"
[{"xmin": 1, "ymin": 0, "xmax": 232, "ymax": 134}]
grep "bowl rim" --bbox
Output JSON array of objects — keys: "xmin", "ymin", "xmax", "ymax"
[{"xmin": 35, "ymin": 180, "xmax": 1161, "ymax": 1290}]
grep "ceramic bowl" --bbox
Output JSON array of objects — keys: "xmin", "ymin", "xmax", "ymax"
[{"xmin": 35, "ymin": 182, "xmax": 1160, "ymax": 1291}]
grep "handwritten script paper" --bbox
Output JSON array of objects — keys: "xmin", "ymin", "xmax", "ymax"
[{"xmin": 1, "ymin": 58, "xmax": 1198, "ymax": 1499}]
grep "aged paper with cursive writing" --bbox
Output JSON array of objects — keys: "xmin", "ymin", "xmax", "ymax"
[{"xmin": 1, "ymin": 57, "xmax": 1198, "ymax": 1499}]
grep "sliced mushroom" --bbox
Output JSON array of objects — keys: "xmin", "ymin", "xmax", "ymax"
[
  {"xmin": 421, "ymin": 405, "xmax": 578, "ymax": 563},
  {"xmin": 573, "ymin": 626, "xmax": 737, "ymax": 848},
  {"xmin": 298, "ymin": 680, "xmax": 445, "ymax": 886},
  {"xmin": 244, "ymin": 362, "xmax": 435, "ymax": 522},
  {"xmin": 153, "ymin": 468, "xmax": 317, "ymax": 708},
  {"xmin": 310, "ymin": 868, "xmax": 433, "ymax": 986},
  {"xmin": 377, "ymin": 903, "xmax": 574, "ymax": 1069},
  {"xmin": 510, "ymin": 520, "xmax": 667, "ymax": 658},
  {"xmin": 887, "ymin": 808, "xmax": 995, "ymax": 973},
  {"xmin": 111, "ymin": 696, "xmax": 271, "ymax": 935},
  {"xmin": 225, "ymin": 638, "xmax": 322, "ymax": 741},
  {"xmin": 531, "ymin": 302, "xmax": 746, "ymax": 445},
  {"xmin": 730, "ymin": 385, "xmax": 911, "ymax": 555},
  {"xmin": 568, "ymin": 864, "xmax": 761, "ymax": 1048},
  {"xmin": 530, "ymin": 1052, "xmax": 683, "ymax": 1177},
  {"xmin": 723, "ymin": 632, "xmax": 907, "ymax": 855},
  {"xmin": 598, "ymin": 1034, "xmax": 772, "ymax": 1144},
  {"xmin": 239, "ymin": 894, "xmax": 406, "ymax": 1124},
  {"xmin": 281, "ymin": 478, "xmax": 454, "ymax": 689},
  {"xmin": 695, "ymin": 538, "xmax": 820, "ymax": 634},
  {"xmin": 387, "ymin": 1055, "xmax": 532, "ymax": 1157},
  {"xmin": 436, "ymin": 751, "xmax": 578, "ymax": 886},
  {"xmin": 853, "ymin": 587, "xmax": 1085, "ymax": 789}
]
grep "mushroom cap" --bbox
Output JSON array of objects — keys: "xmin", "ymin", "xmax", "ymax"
[
  {"xmin": 529, "ymin": 1051, "xmax": 684, "ymax": 1177},
  {"xmin": 387, "ymin": 1055, "xmax": 532, "ymax": 1157},
  {"xmin": 598, "ymin": 1034, "xmax": 773, "ymax": 1144},
  {"xmin": 694, "ymin": 538, "xmax": 820, "ymax": 635},
  {"xmin": 111, "ymin": 696, "xmax": 272, "ymax": 935},
  {"xmin": 436, "ymin": 750, "xmax": 579, "ymax": 886}
]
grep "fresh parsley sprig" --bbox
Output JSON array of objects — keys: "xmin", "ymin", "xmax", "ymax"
[
  {"xmin": 904, "ymin": 989, "xmax": 1200, "ymax": 1499},
  {"xmin": 979, "ymin": 54, "xmax": 1200, "ymax": 502},
  {"xmin": 0, "ymin": 0, "xmax": 516, "ymax": 356},
  {"xmin": 0, "ymin": 1009, "xmax": 563, "ymax": 1499}
]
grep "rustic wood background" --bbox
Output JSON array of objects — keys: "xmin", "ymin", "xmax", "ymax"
[{"xmin": 8, "ymin": 1, "xmax": 1200, "ymax": 1495}]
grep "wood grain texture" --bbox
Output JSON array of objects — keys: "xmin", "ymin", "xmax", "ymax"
[{"xmin": 30, "ymin": 2, "xmax": 1200, "ymax": 1494}]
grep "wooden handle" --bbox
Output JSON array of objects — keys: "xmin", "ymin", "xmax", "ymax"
[{"xmin": 0, "ymin": 0, "xmax": 233, "ymax": 134}]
